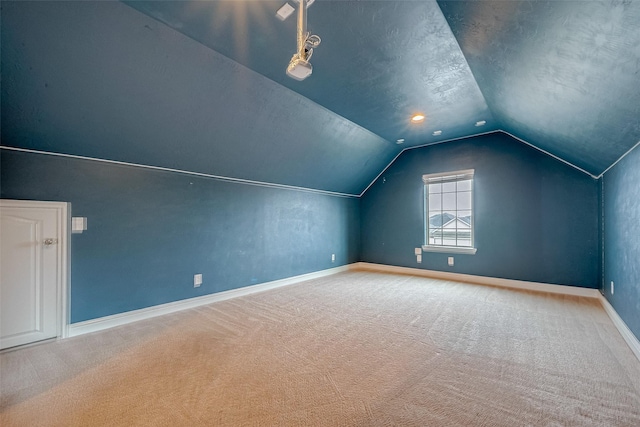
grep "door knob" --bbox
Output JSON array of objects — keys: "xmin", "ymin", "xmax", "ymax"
[{"xmin": 43, "ymin": 238, "xmax": 59, "ymax": 246}]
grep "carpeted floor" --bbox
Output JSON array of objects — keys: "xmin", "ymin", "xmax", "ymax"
[{"xmin": 1, "ymin": 271, "xmax": 639, "ymax": 426}]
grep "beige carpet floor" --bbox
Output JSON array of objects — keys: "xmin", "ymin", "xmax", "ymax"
[{"xmin": 1, "ymin": 271, "xmax": 639, "ymax": 426}]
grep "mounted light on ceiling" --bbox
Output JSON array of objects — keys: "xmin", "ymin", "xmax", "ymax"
[
  {"xmin": 279, "ymin": 0, "xmax": 321, "ymax": 81},
  {"xmin": 277, "ymin": 0, "xmax": 315, "ymax": 20},
  {"xmin": 411, "ymin": 114, "xmax": 425, "ymax": 123},
  {"xmin": 276, "ymin": 3, "xmax": 295, "ymax": 20},
  {"xmin": 475, "ymin": 120, "xmax": 486, "ymax": 127}
]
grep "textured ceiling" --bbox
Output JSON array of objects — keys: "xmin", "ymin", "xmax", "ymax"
[
  {"xmin": 124, "ymin": 0, "xmax": 495, "ymax": 146},
  {"xmin": 438, "ymin": 0, "xmax": 640, "ymax": 176},
  {"xmin": 0, "ymin": 1, "xmax": 397, "ymax": 195},
  {"xmin": 2, "ymin": 1, "xmax": 640, "ymax": 195}
]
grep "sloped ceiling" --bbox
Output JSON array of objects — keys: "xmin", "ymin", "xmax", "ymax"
[
  {"xmin": 438, "ymin": 0, "xmax": 640, "ymax": 176},
  {"xmin": 0, "ymin": 1, "xmax": 396, "ymax": 195},
  {"xmin": 124, "ymin": 0, "xmax": 495, "ymax": 145},
  {"xmin": 2, "ymin": 1, "xmax": 639, "ymax": 195}
]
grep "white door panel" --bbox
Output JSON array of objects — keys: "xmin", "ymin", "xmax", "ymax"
[{"xmin": 1, "ymin": 200, "xmax": 67, "ymax": 350}]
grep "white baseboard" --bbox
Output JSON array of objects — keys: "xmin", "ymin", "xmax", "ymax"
[
  {"xmin": 68, "ymin": 261, "xmax": 640, "ymax": 364},
  {"xmin": 350, "ymin": 262, "xmax": 602, "ymax": 298},
  {"xmin": 598, "ymin": 296, "xmax": 640, "ymax": 362},
  {"xmin": 68, "ymin": 265, "xmax": 350, "ymax": 337}
]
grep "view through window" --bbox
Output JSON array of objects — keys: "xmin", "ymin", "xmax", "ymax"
[{"xmin": 423, "ymin": 170, "xmax": 475, "ymax": 251}]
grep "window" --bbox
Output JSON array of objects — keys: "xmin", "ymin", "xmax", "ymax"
[{"xmin": 423, "ymin": 169, "xmax": 477, "ymax": 254}]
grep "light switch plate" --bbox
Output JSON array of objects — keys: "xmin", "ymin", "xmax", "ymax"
[
  {"xmin": 415, "ymin": 248, "xmax": 422, "ymax": 255},
  {"xmin": 72, "ymin": 217, "xmax": 87, "ymax": 233}
]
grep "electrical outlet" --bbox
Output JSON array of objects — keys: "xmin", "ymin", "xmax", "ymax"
[
  {"xmin": 331, "ymin": 253, "xmax": 335, "ymax": 262},
  {"xmin": 611, "ymin": 281, "xmax": 614, "ymax": 295},
  {"xmin": 448, "ymin": 257, "xmax": 454, "ymax": 266},
  {"xmin": 194, "ymin": 274, "xmax": 202, "ymax": 288},
  {"xmin": 416, "ymin": 254, "xmax": 422, "ymax": 263}
]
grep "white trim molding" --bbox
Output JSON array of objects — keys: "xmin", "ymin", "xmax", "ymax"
[
  {"xmin": 68, "ymin": 265, "xmax": 350, "ymax": 337},
  {"xmin": 422, "ymin": 245, "xmax": 477, "ymax": 255},
  {"xmin": 598, "ymin": 296, "xmax": 640, "ymax": 362},
  {"xmin": 349, "ymin": 262, "xmax": 601, "ymax": 298},
  {"xmin": 499, "ymin": 131, "xmax": 598, "ymax": 179},
  {"xmin": 597, "ymin": 139, "xmax": 640, "ymax": 179},
  {"xmin": 359, "ymin": 130, "xmax": 607, "ymax": 198},
  {"xmin": 359, "ymin": 130, "xmax": 497, "ymax": 197},
  {"xmin": 67, "ymin": 261, "xmax": 640, "ymax": 363},
  {"xmin": 0, "ymin": 146, "xmax": 358, "ymax": 199}
]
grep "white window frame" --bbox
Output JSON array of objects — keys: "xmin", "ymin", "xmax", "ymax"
[{"xmin": 422, "ymin": 169, "xmax": 477, "ymax": 255}]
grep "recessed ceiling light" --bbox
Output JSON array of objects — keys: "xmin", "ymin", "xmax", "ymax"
[
  {"xmin": 411, "ymin": 114, "xmax": 425, "ymax": 123},
  {"xmin": 432, "ymin": 130, "xmax": 442, "ymax": 136},
  {"xmin": 475, "ymin": 120, "xmax": 486, "ymax": 127},
  {"xmin": 396, "ymin": 139, "xmax": 405, "ymax": 144}
]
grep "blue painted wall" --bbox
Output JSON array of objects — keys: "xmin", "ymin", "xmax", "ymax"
[
  {"xmin": 361, "ymin": 133, "xmax": 599, "ymax": 288},
  {"xmin": 2, "ymin": 1, "xmax": 395, "ymax": 196},
  {"xmin": 1, "ymin": 149, "xmax": 360, "ymax": 323},
  {"xmin": 603, "ymin": 144, "xmax": 640, "ymax": 339}
]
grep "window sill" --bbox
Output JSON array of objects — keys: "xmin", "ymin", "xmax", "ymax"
[{"xmin": 422, "ymin": 245, "xmax": 477, "ymax": 255}]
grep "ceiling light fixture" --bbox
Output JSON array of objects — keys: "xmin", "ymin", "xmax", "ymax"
[
  {"xmin": 411, "ymin": 114, "xmax": 425, "ymax": 123},
  {"xmin": 284, "ymin": 0, "xmax": 321, "ymax": 81},
  {"xmin": 432, "ymin": 130, "xmax": 442, "ymax": 136},
  {"xmin": 278, "ymin": 0, "xmax": 316, "ymax": 20},
  {"xmin": 396, "ymin": 139, "xmax": 405, "ymax": 144},
  {"xmin": 276, "ymin": 3, "xmax": 295, "ymax": 20},
  {"xmin": 293, "ymin": 0, "xmax": 315, "ymax": 6},
  {"xmin": 475, "ymin": 120, "xmax": 486, "ymax": 127}
]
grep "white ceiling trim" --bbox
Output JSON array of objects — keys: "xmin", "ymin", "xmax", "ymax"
[
  {"xmin": 0, "ymin": 146, "xmax": 359, "ymax": 199},
  {"xmin": 358, "ymin": 130, "xmax": 499, "ymax": 197},
  {"xmin": 597, "ymin": 139, "xmax": 640, "ymax": 179},
  {"xmin": 500, "ymin": 131, "xmax": 598, "ymax": 179},
  {"xmin": 358, "ymin": 129, "xmax": 605, "ymax": 198}
]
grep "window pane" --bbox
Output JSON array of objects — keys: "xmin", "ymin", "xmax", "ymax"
[
  {"xmin": 457, "ymin": 180, "xmax": 472, "ymax": 191},
  {"xmin": 442, "ymin": 193, "xmax": 456, "ymax": 210},
  {"xmin": 458, "ymin": 210, "xmax": 472, "ymax": 226},
  {"xmin": 428, "ymin": 194, "xmax": 442, "ymax": 211},
  {"xmin": 442, "ymin": 182, "xmax": 456, "ymax": 193},
  {"xmin": 457, "ymin": 191, "xmax": 471, "ymax": 210},
  {"xmin": 456, "ymin": 237, "xmax": 472, "ymax": 247},
  {"xmin": 424, "ymin": 172, "xmax": 474, "ymax": 249},
  {"xmin": 442, "ymin": 211, "xmax": 456, "ymax": 225},
  {"xmin": 429, "ymin": 213, "xmax": 451, "ymax": 232}
]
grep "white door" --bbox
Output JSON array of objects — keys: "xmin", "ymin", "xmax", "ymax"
[{"xmin": 0, "ymin": 200, "xmax": 68, "ymax": 350}]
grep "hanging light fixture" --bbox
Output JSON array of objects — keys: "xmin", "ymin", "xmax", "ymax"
[{"xmin": 284, "ymin": 0, "xmax": 321, "ymax": 81}]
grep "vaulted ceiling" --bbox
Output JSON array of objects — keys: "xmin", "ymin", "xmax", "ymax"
[{"xmin": 2, "ymin": 1, "xmax": 639, "ymax": 195}]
